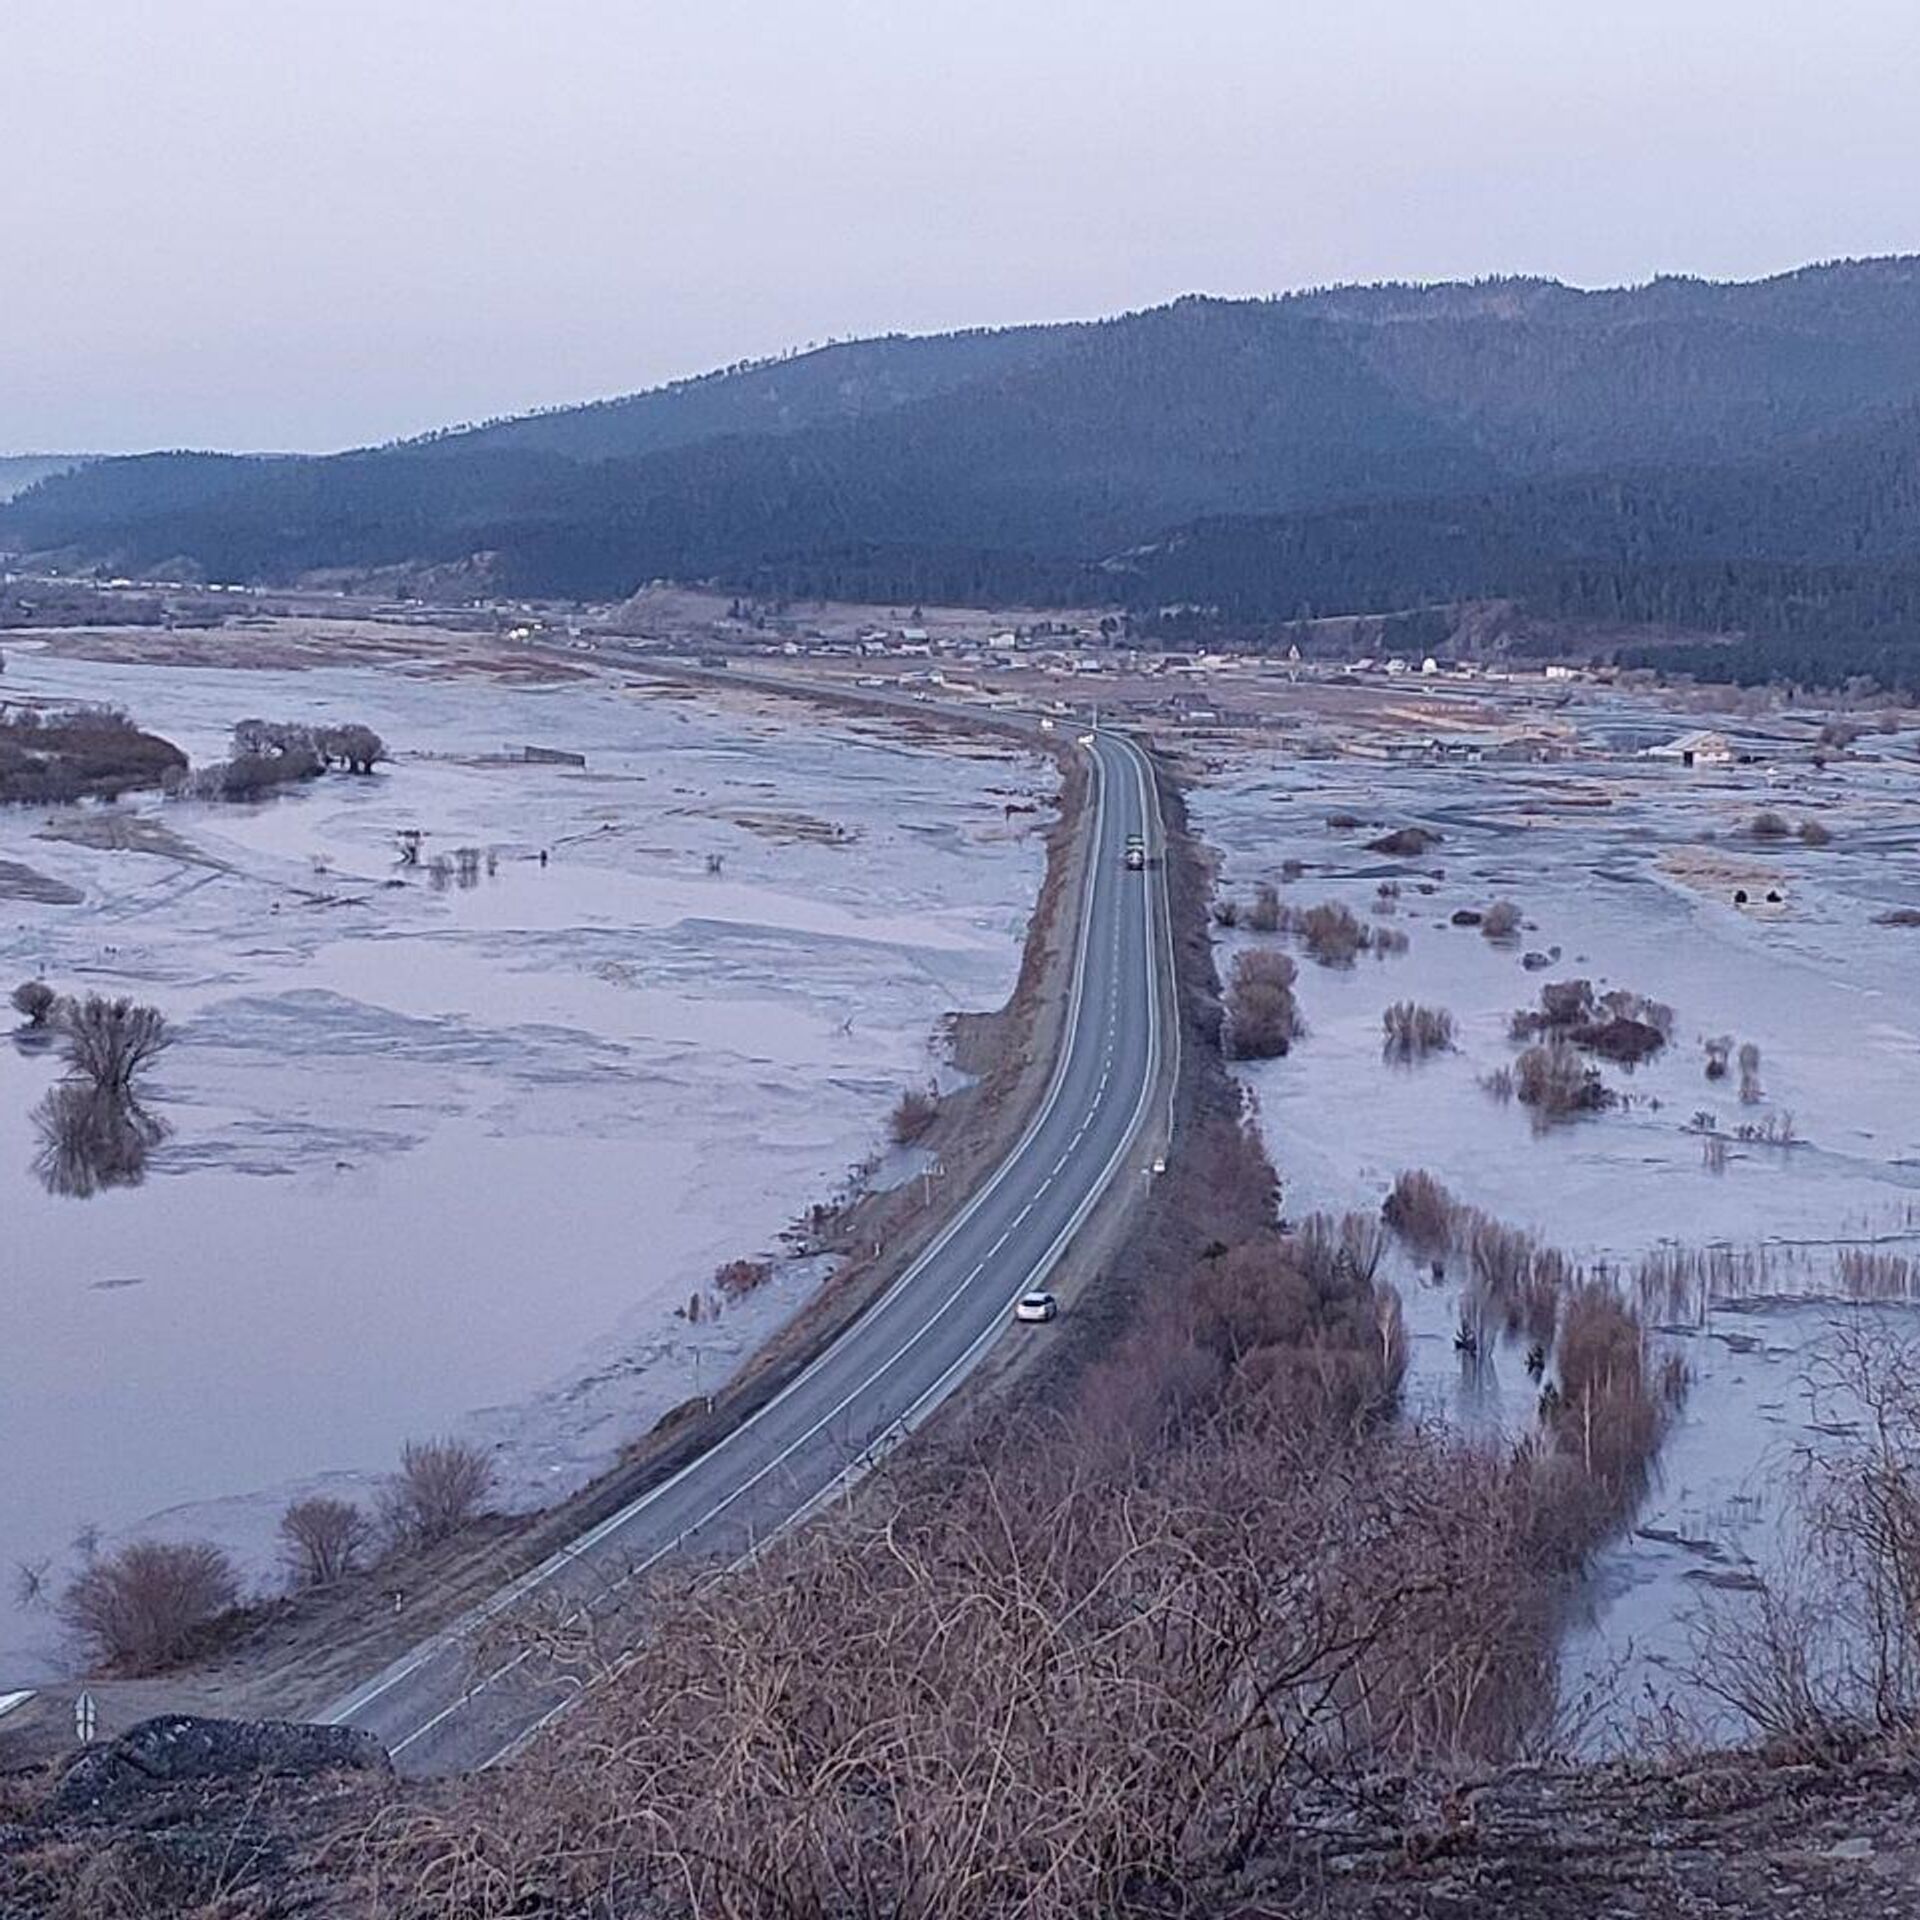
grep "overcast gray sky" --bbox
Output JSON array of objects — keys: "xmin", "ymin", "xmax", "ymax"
[{"xmin": 5, "ymin": 0, "xmax": 1917, "ymax": 453}]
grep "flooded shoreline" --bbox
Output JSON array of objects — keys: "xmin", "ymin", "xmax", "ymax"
[
  {"xmin": 0, "ymin": 646, "xmax": 1052, "ymax": 1682},
  {"xmin": 1191, "ymin": 702, "xmax": 1920, "ymax": 1747}
]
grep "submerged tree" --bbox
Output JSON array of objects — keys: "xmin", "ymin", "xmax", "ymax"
[{"xmin": 55, "ymin": 993, "xmax": 172, "ymax": 1094}]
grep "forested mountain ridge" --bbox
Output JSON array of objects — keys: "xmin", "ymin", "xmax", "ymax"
[
  {"xmin": 413, "ymin": 323, "xmax": 1091, "ymax": 463},
  {"xmin": 8, "ymin": 257, "xmax": 1920, "ymax": 683}
]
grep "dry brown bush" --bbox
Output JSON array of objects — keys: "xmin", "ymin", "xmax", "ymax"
[
  {"xmin": 1481, "ymin": 899, "xmax": 1522, "ymax": 940},
  {"xmin": 279, "ymin": 1496, "xmax": 371, "ymax": 1588},
  {"xmin": 1738, "ymin": 1040, "xmax": 1763, "ymax": 1104},
  {"xmin": 1514, "ymin": 1041, "xmax": 1611, "ymax": 1122},
  {"xmin": 1751, "ymin": 808, "xmax": 1792, "ymax": 838},
  {"xmin": 1510, "ymin": 978, "xmax": 1592, "ymax": 1038},
  {"xmin": 1543, "ymin": 1286, "xmax": 1677, "ymax": 1535},
  {"xmin": 1381, "ymin": 1170, "xmax": 1460, "ymax": 1257},
  {"xmin": 714, "ymin": 1257, "xmax": 774, "ymax": 1300},
  {"xmin": 380, "ymin": 1438, "xmax": 496, "ymax": 1547},
  {"xmin": 1370, "ymin": 924, "xmax": 1410, "ymax": 957},
  {"xmin": 1798, "ymin": 818, "xmax": 1833, "ymax": 846},
  {"xmin": 1381, "ymin": 1000, "xmax": 1454, "ymax": 1061},
  {"xmin": 60, "ymin": 1539, "xmax": 240, "ymax": 1673},
  {"xmin": 889, "ymin": 1085, "xmax": 939, "ymax": 1145},
  {"xmin": 1245, "ymin": 880, "xmax": 1282, "ymax": 932},
  {"xmin": 1225, "ymin": 948, "xmax": 1302, "ymax": 1059},
  {"xmin": 366, "ymin": 1415, "xmax": 1555, "ymax": 1919},
  {"xmin": 1298, "ymin": 901, "xmax": 1366, "ymax": 966}
]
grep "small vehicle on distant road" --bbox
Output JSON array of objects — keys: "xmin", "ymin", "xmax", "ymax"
[
  {"xmin": 1013, "ymin": 1290, "xmax": 1058, "ymax": 1323},
  {"xmin": 1124, "ymin": 833, "xmax": 1146, "ymax": 871}
]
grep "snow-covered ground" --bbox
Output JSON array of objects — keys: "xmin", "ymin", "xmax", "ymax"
[
  {"xmin": 0, "ymin": 645, "xmax": 1051, "ymax": 1682},
  {"xmin": 1191, "ymin": 718, "xmax": 1920, "ymax": 1747}
]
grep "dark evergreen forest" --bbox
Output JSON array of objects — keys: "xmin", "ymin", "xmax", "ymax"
[{"xmin": 10, "ymin": 259, "xmax": 1920, "ymax": 686}]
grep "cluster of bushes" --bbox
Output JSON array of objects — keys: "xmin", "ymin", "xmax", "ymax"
[
  {"xmin": 1750, "ymin": 808, "xmax": 1837, "ymax": 847},
  {"xmin": 0, "ymin": 702, "xmax": 187, "ymax": 803},
  {"xmin": 56, "ymin": 1436, "xmax": 497, "ymax": 1672},
  {"xmin": 1224, "ymin": 948, "xmax": 1302, "ymax": 1059},
  {"xmin": 1216, "ymin": 889, "xmax": 1409, "ymax": 968},
  {"xmin": 184, "ymin": 717, "xmax": 386, "ymax": 800},
  {"xmin": 1379, "ymin": 1171, "xmax": 1682, "ymax": 1526},
  {"xmin": 1509, "ymin": 977, "xmax": 1673, "ymax": 1067}
]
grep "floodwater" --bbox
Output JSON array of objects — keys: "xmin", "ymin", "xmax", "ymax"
[
  {"xmin": 1192, "ymin": 708, "xmax": 1920, "ymax": 1747},
  {"xmin": 0, "ymin": 646, "xmax": 1051, "ymax": 1682}
]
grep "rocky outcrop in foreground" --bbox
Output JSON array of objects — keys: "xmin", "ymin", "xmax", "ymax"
[{"xmin": 48, "ymin": 1713, "xmax": 391, "ymax": 1818}]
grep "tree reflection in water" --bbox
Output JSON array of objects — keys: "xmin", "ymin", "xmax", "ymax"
[{"xmin": 32, "ymin": 1081, "xmax": 168, "ymax": 1198}]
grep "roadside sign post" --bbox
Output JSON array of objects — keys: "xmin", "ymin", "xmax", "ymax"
[{"xmin": 74, "ymin": 1690, "xmax": 97, "ymax": 1744}]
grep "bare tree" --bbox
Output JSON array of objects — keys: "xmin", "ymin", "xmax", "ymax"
[
  {"xmin": 60, "ymin": 1539, "xmax": 240, "ymax": 1673},
  {"xmin": 55, "ymin": 994, "xmax": 172, "ymax": 1093},
  {"xmin": 381, "ymin": 1438, "xmax": 496, "ymax": 1547},
  {"xmin": 279, "ymin": 1496, "xmax": 372, "ymax": 1589}
]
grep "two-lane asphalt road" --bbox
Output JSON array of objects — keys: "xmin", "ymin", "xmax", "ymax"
[{"xmin": 322, "ymin": 728, "xmax": 1174, "ymax": 1774}]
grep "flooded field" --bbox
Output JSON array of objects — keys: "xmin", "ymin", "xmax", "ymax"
[
  {"xmin": 1191, "ymin": 703, "xmax": 1920, "ymax": 1746},
  {"xmin": 0, "ymin": 643, "xmax": 1050, "ymax": 1682}
]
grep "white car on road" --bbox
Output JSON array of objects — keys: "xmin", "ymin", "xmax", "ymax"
[{"xmin": 1013, "ymin": 1290, "xmax": 1058, "ymax": 1323}]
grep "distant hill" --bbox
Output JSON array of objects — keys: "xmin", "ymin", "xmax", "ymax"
[
  {"xmin": 10, "ymin": 258, "xmax": 1920, "ymax": 683},
  {"xmin": 0, "ymin": 454, "xmax": 87, "ymax": 503},
  {"xmin": 1116, "ymin": 406, "xmax": 1920, "ymax": 686}
]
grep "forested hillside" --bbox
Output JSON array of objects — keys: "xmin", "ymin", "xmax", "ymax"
[
  {"xmin": 1118, "ymin": 407, "xmax": 1920, "ymax": 686},
  {"xmin": 0, "ymin": 454, "xmax": 86, "ymax": 502},
  {"xmin": 9, "ymin": 258, "xmax": 1920, "ymax": 684}
]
